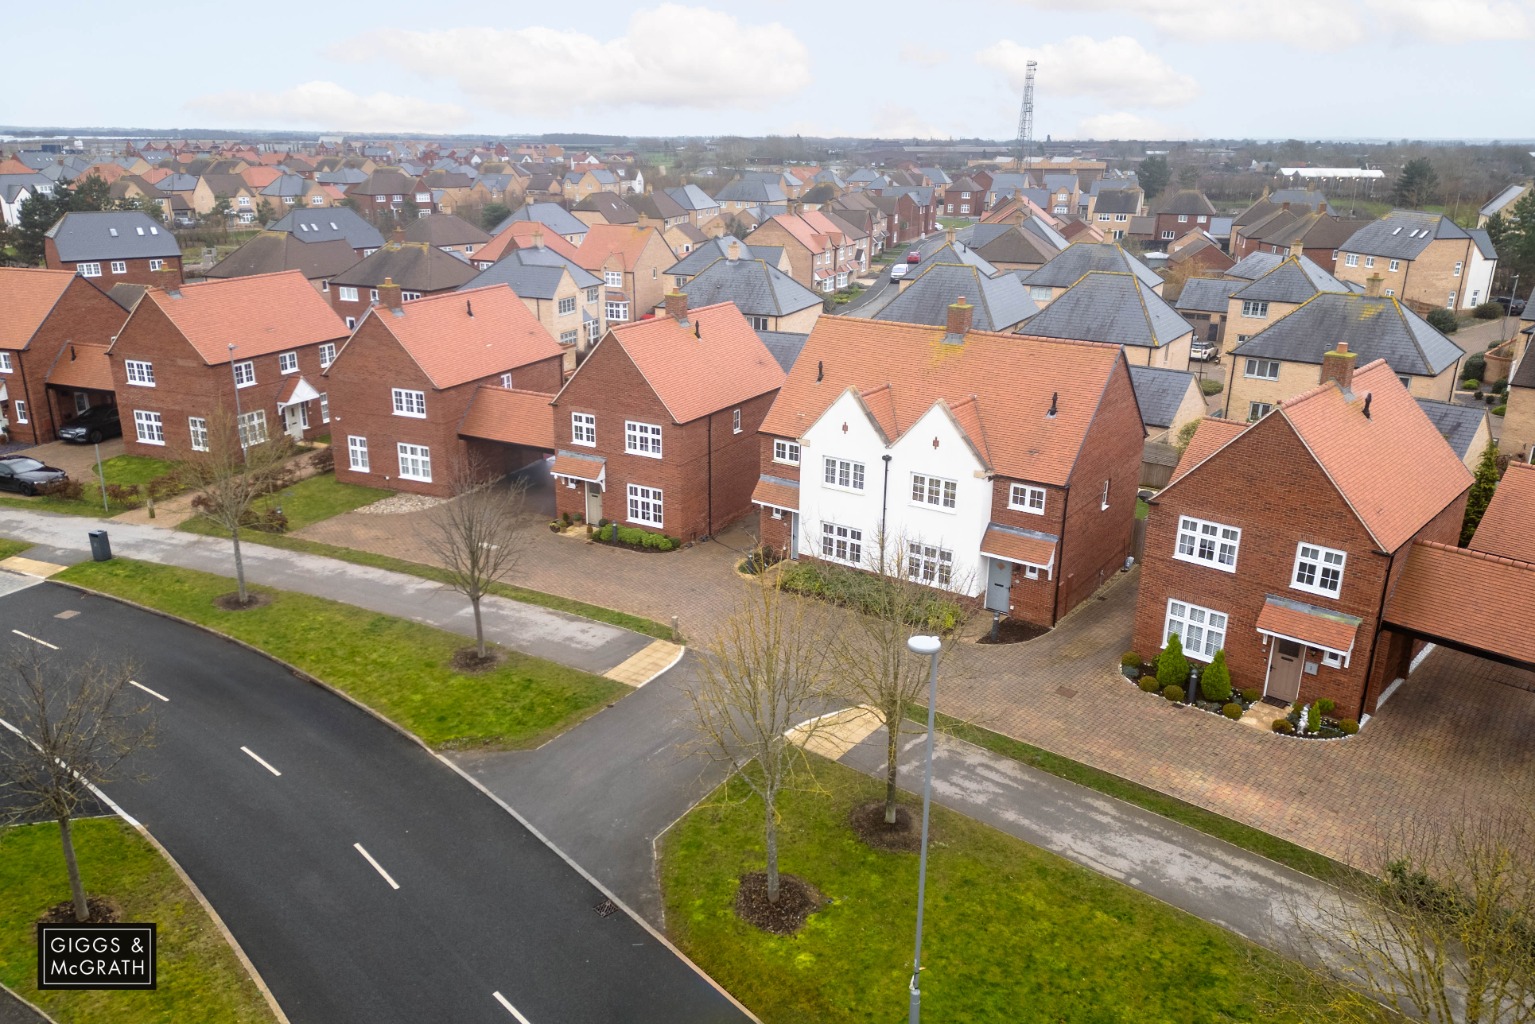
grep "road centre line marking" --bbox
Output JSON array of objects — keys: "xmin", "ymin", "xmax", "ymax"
[
  {"xmin": 240, "ymin": 746, "xmax": 281, "ymax": 776},
  {"xmin": 492, "ymin": 992, "xmax": 533, "ymax": 1023},
  {"xmin": 129, "ymin": 680, "xmax": 169, "ymax": 702},
  {"xmin": 11, "ymin": 630, "xmax": 57, "ymax": 650},
  {"xmin": 353, "ymin": 843, "xmax": 400, "ymax": 890}
]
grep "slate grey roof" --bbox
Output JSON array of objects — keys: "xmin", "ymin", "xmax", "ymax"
[
  {"xmin": 497, "ymin": 203, "xmax": 588, "ymax": 239},
  {"xmin": 919, "ymin": 167, "xmax": 951, "ymax": 186},
  {"xmin": 0, "ymin": 173, "xmax": 47, "ymax": 204},
  {"xmin": 867, "ymin": 263, "xmax": 1037, "ymax": 332},
  {"xmin": 1229, "ymin": 293, "xmax": 1465, "ymax": 377},
  {"xmin": 404, "ymin": 213, "xmax": 491, "ymax": 248},
  {"xmin": 1209, "ymin": 216, "xmax": 1233, "ymax": 238},
  {"xmin": 1176, "ymin": 277, "xmax": 1243, "ymax": 314},
  {"xmin": 714, "ymin": 179, "xmax": 785, "ymax": 204},
  {"xmin": 43, "ymin": 211, "xmax": 181, "ymax": 261},
  {"xmin": 203, "ymin": 233, "xmax": 358, "ymax": 282},
  {"xmin": 1479, "ymin": 183, "xmax": 1527, "ymax": 218},
  {"xmin": 1414, "ymin": 399, "xmax": 1487, "ymax": 458},
  {"xmin": 1020, "ymin": 272, "xmax": 1191, "ymax": 349},
  {"xmin": 757, "ymin": 331, "xmax": 810, "ymax": 373},
  {"xmin": 155, "ymin": 173, "xmax": 198, "ymax": 192},
  {"xmin": 909, "ymin": 239, "xmax": 997, "ymax": 276},
  {"xmin": 1468, "ymin": 229, "xmax": 1497, "ymax": 260},
  {"xmin": 267, "ymin": 207, "xmax": 385, "ymax": 250},
  {"xmin": 330, "ymin": 243, "xmax": 480, "ymax": 292},
  {"xmin": 664, "ymin": 184, "xmax": 718, "ymax": 212},
  {"xmin": 1341, "ymin": 210, "xmax": 1469, "ymax": 260},
  {"xmin": 679, "ymin": 258, "xmax": 821, "ymax": 317},
  {"xmin": 664, "ymin": 237, "xmax": 782, "ymax": 278},
  {"xmin": 1022, "ymin": 242, "xmax": 1161, "ymax": 290},
  {"xmin": 316, "ymin": 168, "xmax": 368, "ymax": 187},
  {"xmin": 1232, "ymin": 255, "xmax": 1346, "ymax": 304},
  {"xmin": 261, "ymin": 174, "xmax": 310, "ymax": 197},
  {"xmin": 1513, "ymin": 348, "xmax": 1535, "ymax": 390},
  {"xmin": 1128, "ymin": 365, "xmax": 1198, "ymax": 429},
  {"xmin": 1225, "ymin": 251, "xmax": 1285, "ymax": 280},
  {"xmin": 1020, "ymin": 216, "xmax": 1070, "ymax": 251},
  {"xmin": 461, "ymin": 246, "xmax": 601, "ymax": 297},
  {"xmin": 1154, "ymin": 190, "xmax": 1217, "ymax": 216},
  {"xmin": 1094, "ymin": 189, "xmax": 1141, "ymax": 215},
  {"xmin": 954, "ymin": 223, "xmax": 1059, "ymax": 266},
  {"xmin": 628, "ymin": 190, "xmax": 687, "ymax": 221}
]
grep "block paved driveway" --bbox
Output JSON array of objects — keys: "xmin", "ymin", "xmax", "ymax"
[{"xmin": 299, "ymin": 505, "xmax": 1535, "ymax": 870}]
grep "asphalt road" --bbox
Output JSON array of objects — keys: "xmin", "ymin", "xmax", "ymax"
[{"xmin": 0, "ymin": 583, "xmax": 749, "ymax": 1024}]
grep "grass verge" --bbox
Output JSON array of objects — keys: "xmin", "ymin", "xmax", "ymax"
[
  {"xmin": 0, "ymin": 537, "xmax": 33, "ymax": 560},
  {"xmin": 0, "ymin": 455, "xmax": 180, "ymax": 517},
  {"xmin": 55, "ymin": 558, "xmax": 628, "ymax": 750},
  {"xmin": 909, "ymin": 706, "xmax": 1344, "ymax": 879},
  {"xmin": 177, "ymin": 473, "xmax": 392, "ymax": 535},
  {"xmin": 0, "ymin": 818, "xmax": 275, "ymax": 1024},
  {"xmin": 662, "ymin": 758, "xmax": 1377, "ymax": 1023}
]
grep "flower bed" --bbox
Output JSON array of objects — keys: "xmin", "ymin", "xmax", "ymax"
[{"xmin": 1121, "ymin": 647, "xmax": 1359, "ymax": 738}]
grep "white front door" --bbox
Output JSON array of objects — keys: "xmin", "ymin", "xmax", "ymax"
[{"xmin": 282, "ymin": 403, "xmax": 308, "ymax": 440}]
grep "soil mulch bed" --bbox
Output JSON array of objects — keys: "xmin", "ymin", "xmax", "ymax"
[
  {"xmin": 849, "ymin": 800, "xmax": 923, "ymax": 853},
  {"xmin": 40, "ymin": 895, "xmax": 121, "ymax": 924},
  {"xmin": 976, "ymin": 617, "xmax": 1050, "ymax": 645},
  {"xmin": 450, "ymin": 647, "xmax": 507, "ymax": 673},
  {"xmin": 213, "ymin": 591, "xmax": 272, "ymax": 611},
  {"xmin": 733, "ymin": 871, "xmax": 824, "ymax": 935}
]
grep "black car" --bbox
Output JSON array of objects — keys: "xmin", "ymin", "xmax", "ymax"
[
  {"xmin": 57, "ymin": 405, "xmax": 123, "ymax": 444},
  {"xmin": 0, "ymin": 456, "xmax": 67, "ymax": 496}
]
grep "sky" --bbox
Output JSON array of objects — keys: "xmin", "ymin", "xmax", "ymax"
[{"xmin": 6, "ymin": 0, "xmax": 1534, "ymax": 141}]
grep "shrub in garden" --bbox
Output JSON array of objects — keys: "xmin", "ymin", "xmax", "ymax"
[
  {"xmin": 1272, "ymin": 718, "xmax": 1295, "ymax": 734},
  {"xmin": 308, "ymin": 446, "xmax": 335, "ymax": 474},
  {"xmin": 38, "ymin": 479, "xmax": 85, "ymax": 501},
  {"xmin": 1156, "ymin": 633, "xmax": 1189, "ymax": 690},
  {"xmin": 1339, "ymin": 719, "xmax": 1359, "ymax": 735},
  {"xmin": 1163, "ymin": 685, "xmax": 1185, "ymax": 702},
  {"xmin": 1426, "ymin": 308, "xmax": 1459, "ymax": 334},
  {"xmin": 1199, "ymin": 378, "xmax": 1223, "ymax": 396},
  {"xmin": 1461, "ymin": 378, "xmax": 1481, "ymax": 390},
  {"xmin": 597, "ymin": 524, "xmax": 614, "ymax": 542},
  {"xmin": 103, "ymin": 483, "xmax": 144, "ymax": 509},
  {"xmin": 1222, "ymin": 703, "xmax": 1244, "ymax": 720},
  {"xmin": 1240, "ymin": 688, "xmax": 1261, "ymax": 703},
  {"xmin": 1493, "ymin": 378, "xmax": 1509, "ymax": 395},
  {"xmin": 1120, "ymin": 651, "xmax": 1143, "ymax": 668},
  {"xmin": 1316, "ymin": 698, "xmax": 1335, "ymax": 717},
  {"xmin": 1138, "ymin": 677, "xmax": 1160, "ymax": 693},
  {"xmin": 1199, "ymin": 650, "xmax": 1231, "ymax": 702},
  {"xmin": 1463, "ymin": 353, "xmax": 1486, "ymax": 381},
  {"xmin": 1474, "ymin": 301, "xmax": 1504, "ymax": 319},
  {"xmin": 1494, "ymin": 405, "xmax": 1508, "ymax": 416},
  {"xmin": 1306, "ymin": 703, "xmax": 1321, "ymax": 733}
]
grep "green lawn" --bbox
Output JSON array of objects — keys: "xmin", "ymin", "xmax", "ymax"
[
  {"xmin": 1136, "ymin": 497, "xmax": 1151, "ymax": 520},
  {"xmin": 937, "ymin": 216, "xmax": 973, "ymax": 229},
  {"xmin": 0, "ymin": 537, "xmax": 32, "ymax": 560},
  {"xmin": 0, "ymin": 455, "xmax": 179, "ymax": 517},
  {"xmin": 55, "ymin": 559, "xmax": 628, "ymax": 750},
  {"xmin": 177, "ymin": 473, "xmax": 391, "ymax": 536},
  {"xmin": 0, "ymin": 818, "xmax": 276, "ymax": 1024},
  {"xmin": 914, "ymin": 709, "xmax": 1346, "ymax": 880},
  {"xmin": 663, "ymin": 760, "xmax": 1374, "ymax": 1024}
]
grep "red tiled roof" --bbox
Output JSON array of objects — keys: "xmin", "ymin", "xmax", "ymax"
[
  {"xmin": 1254, "ymin": 596, "xmax": 1360, "ymax": 655},
  {"xmin": 459, "ymin": 387, "xmax": 555, "ymax": 448},
  {"xmin": 751, "ymin": 475, "xmax": 800, "ymax": 510},
  {"xmin": 138, "ymin": 271, "xmax": 348, "ymax": 364},
  {"xmin": 360, "ymin": 284, "xmax": 563, "ymax": 391},
  {"xmin": 476, "ymin": 223, "xmax": 582, "ymax": 264},
  {"xmin": 1168, "ymin": 418, "xmax": 1246, "ymax": 485},
  {"xmin": 600, "ymin": 302, "xmax": 784, "ymax": 424},
  {"xmin": 550, "ymin": 452, "xmax": 605, "ymax": 482},
  {"xmin": 1280, "ymin": 360, "xmax": 1472, "ymax": 551},
  {"xmin": 0, "ymin": 269, "xmax": 74, "ymax": 349},
  {"xmin": 1469, "ymin": 461, "xmax": 1535, "ymax": 563},
  {"xmin": 1384, "ymin": 541, "xmax": 1535, "ymax": 666},
  {"xmin": 980, "ymin": 524, "xmax": 1057, "ymax": 568},
  {"xmin": 760, "ymin": 317, "xmax": 1128, "ymax": 487},
  {"xmin": 45, "ymin": 342, "xmax": 113, "ymax": 391},
  {"xmin": 574, "ymin": 224, "xmax": 665, "ymax": 273}
]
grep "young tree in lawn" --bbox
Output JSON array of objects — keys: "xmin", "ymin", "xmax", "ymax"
[
  {"xmin": 420, "ymin": 463, "xmax": 530, "ymax": 661},
  {"xmin": 0, "ymin": 647, "xmax": 155, "ymax": 922},
  {"xmin": 178, "ymin": 406, "xmax": 296, "ymax": 605},
  {"xmin": 686, "ymin": 573, "xmax": 835, "ymax": 905}
]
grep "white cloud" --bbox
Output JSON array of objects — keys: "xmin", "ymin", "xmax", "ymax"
[
  {"xmin": 1364, "ymin": 0, "xmax": 1533, "ymax": 41},
  {"xmin": 1008, "ymin": 0, "xmax": 1365, "ymax": 48},
  {"xmin": 1072, "ymin": 111, "xmax": 1183, "ymax": 139},
  {"xmin": 978, "ymin": 36, "xmax": 1199, "ymax": 108},
  {"xmin": 185, "ymin": 81, "xmax": 469, "ymax": 132},
  {"xmin": 899, "ymin": 44, "xmax": 949, "ymax": 67},
  {"xmin": 337, "ymin": 5, "xmax": 812, "ymax": 117}
]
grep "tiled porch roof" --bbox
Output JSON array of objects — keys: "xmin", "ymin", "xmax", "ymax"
[
  {"xmin": 1254, "ymin": 595, "xmax": 1361, "ymax": 656},
  {"xmin": 980, "ymin": 523, "xmax": 1057, "ymax": 570}
]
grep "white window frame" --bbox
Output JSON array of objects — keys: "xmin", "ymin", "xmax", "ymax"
[
  {"xmin": 823, "ymin": 456, "xmax": 865, "ymax": 492},
  {"xmin": 397, "ymin": 442, "xmax": 431, "ymax": 482},
  {"xmin": 625, "ymin": 420, "xmax": 663, "ymax": 458},
  {"xmin": 1343, "ymin": 253, "xmax": 1359, "ymax": 267},
  {"xmin": 1163, "ymin": 599, "xmax": 1228, "ymax": 663},
  {"xmin": 319, "ymin": 342, "xmax": 336, "ymax": 368},
  {"xmin": 401, "ymin": 291, "xmax": 422, "ymax": 303},
  {"xmin": 237, "ymin": 409, "xmax": 268, "ymax": 447},
  {"xmin": 1248, "ymin": 401, "xmax": 1274, "ymax": 421},
  {"xmin": 772, "ymin": 439, "xmax": 800, "ymax": 465},
  {"xmin": 604, "ymin": 270, "xmax": 623, "ymax": 288},
  {"xmin": 1292, "ymin": 542, "xmax": 1346, "ymax": 598},
  {"xmin": 78, "ymin": 262, "xmax": 101, "ymax": 278},
  {"xmin": 558, "ymin": 296, "xmax": 577, "ymax": 316},
  {"xmin": 1452, "ymin": 261, "xmax": 1461, "ymax": 277},
  {"xmin": 1244, "ymin": 357, "xmax": 1280, "ymax": 380},
  {"xmin": 133, "ymin": 410, "xmax": 163, "ymax": 445},
  {"xmin": 587, "ymin": 320, "xmax": 601, "ymax": 342},
  {"xmin": 1174, "ymin": 515, "xmax": 1241, "ymax": 572},
  {"xmin": 910, "ymin": 472, "xmax": 957, "ymax": 510},
  {"xmin": 571, "ymin": 412, "xmax": 596, "ymax": 446},
  {"xmin": 500, "ymin": 373, "xmax": 514, "ymax": 389},
  {"xmin": 732, "ymin": 408, "xmax": 741, "ymax": 434},
  {"xmin": 0, "ymin": 353, "xmax": 11, "ymax": 374},
  {"xmin": 124, "ymin": 360, "xmax": 155, "ymax": 387},
  {"xmin": 231, "ymin": 360, "xmax": 255, "ymax": 388},
  {"xmin": 1446, "ymin": 293, "xmax": 1457, "ymax": 309},
  {"xmin": 13, "ymin": 399, "xmax": 26, "ymax": 424},
  {"xmin": 820, "ymin": 521, "xmax": 863, "ymax": 565},
  {"xmin": 338, "ymin": 286, "xmax": 359, "ymax": 302},
  {"xmin": 1364, "ymin": 256, "xmax": 1375, "ymax": 269},
  {"xmin": 110, "ymin": 260, "xmax": 127, "ymax": 275},
  {"xmin": 391, "ymin": 388, "xmax": 426, "ymax": 418},
  {"xmin": 189, "ymin": 416, "xmax": 208, "ymax": 452},
  {"xmin": 627, "ymin": 483, "xmax": 664, "ymax": 527},
  {"xmin": 1240, "ymin": 300, "xmax": 1269, "ymax": 318},
  {"xmin": 348, "ymin": 435, "xmax": 369, "ymax": 471},
  {"xmin": 345, "ymin": 316, "xmax": 357, "ymax": 330},
  {"xmin": 748, "ymin": 314, "xmax": 769, "ymax": 331},
  {"xmin": 605, "ymin": 300, "xmax": 628, "ymax": 321},
  {"xmin": 1392, "ymin": 259, "xmax": 1403, "ymax": 273},
  {"xmin": 320, "ymin": 392, "xmax": 330, "ymax": 423},
  {"xmin": 907, "ymin": 544, "xmax": 954, "ymax": 588},
  {"xmin": 278, "ymin": 351, "xmax": 298, "ymax": 375},
  {"xmin": 1008, "ymin": 483, "xmax": 1046, "ymax": 514},
  {"xmin": 587, "ymin": 286, "xmax": 601, "ymax": 303}
]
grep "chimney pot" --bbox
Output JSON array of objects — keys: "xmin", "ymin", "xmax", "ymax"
[
  {"xmin": 947, "ymin": 297, "xmax": 973, "ymax": 336},
  {"xmin": 379, "ymin": 277, "xmax": 403, "ymax": 311},
  {"xmin": 1320, "ymin": 342, "xmax": 1357, "ymax": 390},
  {"xmin": 390, "ymin": 226, "xmax": 405, "ymax": 246}
]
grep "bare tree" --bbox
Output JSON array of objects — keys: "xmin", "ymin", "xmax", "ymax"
[
  {"xmin": 179, "ymin": 406, "xmax": 296, "ymax": 605},
  {"xmin": 1298, "ymin": 811, "xmax": 1535, "ymax": 1023},
  {"xmin": 686, "ymin": 574, "xmax": 836, "ymax": 904},
  {"xmin": 420, "ymin": 464, "xmax": 530, "ymax": 660},
  {"xmin": 0, "ymin": 647, "xmax": 155, "ymax": 921}
]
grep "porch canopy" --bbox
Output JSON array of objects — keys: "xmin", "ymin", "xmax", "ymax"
[
  {"xmin": 550, "ymin": 451, "xmax": 605, "ymax": 485},
  {"xmin": 751, "ymin": 474, "xmax": 799, "ymax": 512},
  {"xmin": 1383, "ymin": 541, "xmax": 1535, "ymax": 670},
  {"xmin": 1255, "ymin": 595, "xmax": 1360, "ymax": 661},
  {"xmin": 276, "ymin": 376, "xmax": 321, "ymax": 408},
  {"xmin": 980, "ymin": 523, "xmax": 1057, "ymax": 574}
]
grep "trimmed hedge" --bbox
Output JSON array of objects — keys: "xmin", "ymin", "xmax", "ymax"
[
  {"xmin": 595, "ymin": 523, "xmax": 679, "ymax": 551},
  {"xmin": 777, "ymin": 560, "xmax": 964, "ymax": 632}
]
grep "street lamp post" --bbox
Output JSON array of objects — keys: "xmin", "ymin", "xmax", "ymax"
[{"xmin": 905, "ymin": 633, "xmax": 942, "ymax": 1024}]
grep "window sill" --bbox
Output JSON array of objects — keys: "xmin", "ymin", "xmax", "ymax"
[
  {"xmin": 910, "ymin": 501, "xmax": 958, "ymax": 514},
  {"xmin": 398, "ymin": 476, "xmax": 432, "ymax": 484},
  {"xmin": 136, "ymin": 438, "xmax": 166, "ymax": 446},
  {"xmin": 1007, "ymin": 504, "xmax": 1046, "ymax": 515},
  {"xmin": 1290, "ymin": 583, "xmax": 1342, "ymax": 600},
  {"xmin": 126, "ymin": 382, "xmax": 155, "ymax": 388},
  {"xmin": 628, "ymin": 518, "xmax": 664, "ymax": 529},
  {"xmin": 570, "ymin": 439, "xmax": 596, "ymax": 448},
  {"xmin": 823, "ymin": 484, "xmax": 866, "ymax": 495},
  {"xmin": 624, "ymin": 448, "xmax": 664, "ymax": 460},
  {"xmin": 771, "ymin": 459, "xmax": 800, "ymax": 467},
  {"xmin": 392, "ymin": 412, "xmax": 427, "ymax": 419},
  {"xmin": 1171, "ymin": 552, "xmax": 1238, "ymax": 573}
]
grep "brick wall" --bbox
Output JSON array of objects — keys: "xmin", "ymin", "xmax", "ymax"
[
  {"xmin": 44, "ymin": 239, "xmax": 183, "ymax": 292},
  {"xmin": 742, "ymin": 220, "xmax": 813, "ymax": 288},
  {"xmin": 1335, "ymin": 238, "xmax": 1475, "ymax": 310},
  {"xmin": 7, "ymin": 277, "xmax": 129, "ymax": 444},
  {"xmin": 1501, "ymin": 385, "xmax": 1535, "ymax": 460},
  {"xmin": 987, "ymin": 479, "xmax": 1067, "ymax": 625}
]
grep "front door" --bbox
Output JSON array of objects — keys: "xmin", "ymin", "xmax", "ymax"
[
  {"xmin": 585, "ymin": 482, "xmax": 602, "ymax": 524},
  {"xmin": 787, "ymin": 512, "xmax": 799, "ymax": 559},
  {"xmin": 282, "ymin": 403, "xmax": 307, "ymax": 440},
  {"xmin": 1266, "ymin": 639, "xmax": 1304, "ymax": 704},
  {"xmin": 985, "ymin": 557, "xmax": 1012, "ymax": 614}
]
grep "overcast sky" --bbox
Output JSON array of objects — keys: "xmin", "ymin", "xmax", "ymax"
[{"xmin": 9, "ymin": 0, "xmax": 1534, "ymax": 140}]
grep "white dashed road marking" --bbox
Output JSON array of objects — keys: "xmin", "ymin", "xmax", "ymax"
[
  {"xmin": 240, "ymin": 746, "xmax": 281, "ymax": 776},
  {"xmin": 11, "ymin": 629, "xmax": 57, "ymax": 650},
  {"xmin": 129, "ymin": 680, "xmax": 169, "ymax": 702},
  {"xmin": 493, "ymin": 992, "xmax": 534, "ymax": 1022},
  {"xmin": 353, "ymin": 843, "xmax": 400, "ymax": 890}
]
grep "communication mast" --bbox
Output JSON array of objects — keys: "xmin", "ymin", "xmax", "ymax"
[{"xmin": 1015, "ymin": 60, "xmax": 1037, "ymax": 174}]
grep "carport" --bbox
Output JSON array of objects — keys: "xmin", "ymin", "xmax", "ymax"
[{"xmin": 458, "ymin": 386, "xmax": 559, "ymax": 516}]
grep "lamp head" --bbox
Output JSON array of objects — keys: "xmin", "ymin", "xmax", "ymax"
[{"xmin": 907, "ymin": 635, "xmax": 941, "ymax": 657}]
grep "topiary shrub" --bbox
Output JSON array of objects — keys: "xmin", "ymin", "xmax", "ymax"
[
  {"xmin": 1240, "ymin": 687, "xmax": 1261, "ymax": 703},
  {"xmin": 1463, "ymin": 353, "xmax": 1486, "ymax": 381},
  {"xmin": 1316, "ymin": 698, "xmax": 1336, "ymax": 717},
  {"xmin": 1426, "ymin": 307, "xmax": 1459, "ymax": 334},
  {"xmin": 1493, "ymin": 404, "xmax": 1508, "ymax": 416},
  {"xmin": 1272, "ymin": 718, "xmax": 1295, "ymax": 734},
  {"xmin": 1121, "ymin": 651, "xmax": 1143, "ymax": 668},
  {"xmin": 1461, "ymin": 378, "xmax": 1481, "ymax": 390},
  {"xmin": 1222, "ymin": 703, "xmax": 1244, "ymax": 720},
  {"xmin": 1306, "ymin": 703, "xmax": 1322, "ymax": 734},
  {"xmin": 1163, "ymin": 685, "xmax": 1185, "ymax": 702},
  {"xmin": 1199, "ymin": 378, "xmax": 1223, "ymax": 396},
  {"xmin": 1200, "ymin": 649, "xmax": 1232, "ymax": 703},
  {"xmin": 1492, "ymin": 378, "xmax": 1509, "ymax": 395},
  {"xmin": 1339, "ymin": 719, "xmax": 1360, "ymax": 735},
  {"xmin": 1139, "ymin": 677, "xmax": 1160, "ymax": 693},
  {"xmin": 1157, "ymin": 633, "xmax": 1189, "ymax": 690},
  {"xmin": 1474, "ymin": 301, "xmax": 1504, "ymax": 319}
]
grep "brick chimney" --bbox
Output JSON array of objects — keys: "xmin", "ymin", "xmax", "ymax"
[
  {"xmin": 390, "ymin": 226, "xmax": 405, "ymax": 247},
  {"xmin": 945, "ymin": 225, "xmax": 956, "ymax": 246},
  {"xmin": 1281, "ymin": 201, "xmax": 1290, "ymax": 212},
  {"xmin": 531, "ymin": 227, "xmax": 544, "ymax": 249},
  {"xmin": 1320, "ymin": 342, "xmax": 1356, "ymax": 390},
  {"xmin": 947, "ymin": 296, "xmax": 973, "ymax": 336},
  {"xmin": 664, "ymin": 291, "xmax": 688, "ymax": 322},
  {"xmin": 727, "ymin": 239, "xmax": 741, "ymax": 262},
  {"xmin": 378, "ymin": 277, "xmax": 403, "ymax": 311},
  {"xmin": 1364, "ymin": 273, "xmax": 1384, "ymax": 297},
  {"xmin": 1288, "ymin": 237, "xmax": 1304, "ymax": 258}
]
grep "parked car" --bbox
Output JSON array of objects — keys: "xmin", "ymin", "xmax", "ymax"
[
  {"xmin": 57, "ymin": 405, "xmax": 123, "ymax": 444},
  {"xmin": 890, "ymin": 263, "xmax": 909, "ymax": 279},
  {"xmin": 0, "ymin": 456, "xmax": 67, "ymax": 496},
  {"xmin": 1190, "ymin": 339, "xmax": 1220, "ymax": 363},
  {"xmin": 1493, "ymin": 295, "xmax": 1526, "ymax": 316},
  {"xmin": 906, "ymin": 250, "xmax": 921, "ymax": 265}
]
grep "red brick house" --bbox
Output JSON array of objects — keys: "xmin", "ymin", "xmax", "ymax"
[
  {"xmin": 1150, "ymin": 190, "xmax": 1217, "ymax": 248},
  {"xmin": 1131, "ymin": 354, "xmax": 1473, "ymax": 720},
  {"xmin": 327, "ymin": 284, "xmax": 566, "ymax": 497},
  {"xmin": 108, "ymin": 270, "xmax": 350, "ymax": 458},
  {"xmin": 43, "ymin": 211, "xmax": 183, "ymax": 291},
  {"xmin": 572, "ymin": 224, "xmax": 675, "ymax": 325},
  {"xmin": 0, "ymin": 269, "xmax": 130, "ymax": 444},
  {"xmin": 752, "ymin": 306, "xmax": 1145, "ymax": 627},
  {"xmin": 549, "ymin": 296, "xmax": 784, "ymax": 542}
]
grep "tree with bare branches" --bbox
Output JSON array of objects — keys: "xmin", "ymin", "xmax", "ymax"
[
  {"xmin": 685, "ymin": 574, "xmax": 836, "ymax": 906},
  {"xmin": 420, "ymin": 465, "xmax": 530, "ymax": 661},
  {"xmin": 178, "ymin": 407, "xmax": 296, "ymax": 605},
  {"xmin": 1298, "ymin": 811, "xmax": 1535, "ymax": 1023},
  {"xmin": 0, "ymin": 647, "xmax": 155, "ymax": 921}
]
